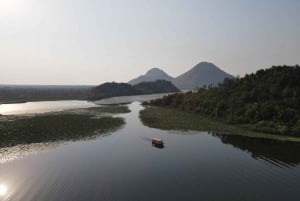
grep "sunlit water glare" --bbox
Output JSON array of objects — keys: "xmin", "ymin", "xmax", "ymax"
[
  {"xmin": 0, "ymin": 184, "xmax": 8, "ymax": 196},
  {"xmin": 0, "ymin": 100, "xmax": 97, "ymax": 115},
  {"xmin": 1, "ymin": 99, "xmax": 300, "ymax": 201}
]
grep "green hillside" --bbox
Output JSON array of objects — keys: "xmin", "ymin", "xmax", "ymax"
[
  {"xmin": 89, "ymin": 80, "xmax": 179, "ymax": 100},
  {"xmin": 147, "ymin": 65, "xmax": 300, "ymax": 136}
]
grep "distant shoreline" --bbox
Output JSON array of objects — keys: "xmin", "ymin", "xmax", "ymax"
[{"xmin": 0, "ymin": 97, "xmax": 88, "ymax": 105}]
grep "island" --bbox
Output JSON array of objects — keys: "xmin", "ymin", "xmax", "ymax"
[{"xmin": 88, "ymin": 80, "xmax": 180, "ymax": 101}]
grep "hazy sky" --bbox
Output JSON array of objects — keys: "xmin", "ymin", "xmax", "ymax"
[{"xmin": 0, "ymin": 0, "xmax": 299, "ymax": 85}]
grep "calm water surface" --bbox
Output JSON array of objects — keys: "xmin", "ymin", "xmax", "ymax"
[
  {"xmin": 94, "ymin": 93, "xmax": 174, "ymax": 105},
  {"xmin": 1, "ymin": 101, "xmax": 300, "ymax": 201},
  {"xmin": 0, "ymin": 100, "xmax": 97, "ymax": 115},
  {"xmin": 0, "ymin": 93, "xmax": 171, "ymax": 115}
]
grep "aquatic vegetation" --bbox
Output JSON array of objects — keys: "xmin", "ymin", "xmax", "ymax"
[
  {"xmin": 0, "ymin": 106, "xmax": 130, "ymax": 147},
  {"xmin": 67, "ymin": 105, "xmax": 131, "ymax": 114}
]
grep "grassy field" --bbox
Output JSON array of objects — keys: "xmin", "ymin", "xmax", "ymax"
[
  {"xmin": 0, "ymin": 105, "xmax": 130, "ymax": 147},
  {"xmin": 140, "ymin": 106, "xmax": 300, "ymax": 142}
]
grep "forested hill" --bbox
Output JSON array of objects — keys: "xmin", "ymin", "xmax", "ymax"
[
  {"xmin": 89, "ymin": 80, "xmax": 179, "ymax": 100},
  {"xmin": 134, "ymin": 80, "xmax": 179, "ymax": 94},
  {"xmin": 88, "ymin": 82, "xmax": 139, "ymax": 100},
  {"xmin": 148, "ymin": 65, "xmax": 300, "ymax": 136}
]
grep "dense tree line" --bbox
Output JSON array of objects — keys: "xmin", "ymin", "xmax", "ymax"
[
  {"xmin": 148, "ymin": 65, "xmax": 300, "ymax": 136},
  {"xmin": 89, "ymin": 80, "xmax": 179, "ymax": 100},
  {"xmin": 134, "ymin": 80, "xmax": 179, "ymax": 94},
  {"xmin": 88, "ymin": 82, "xmax": 140, "ymax": 100}
]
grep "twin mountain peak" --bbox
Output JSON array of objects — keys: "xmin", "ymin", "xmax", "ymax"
[{"xmin": 128, "ymin": 62, "xmax": 234, "ymax": 90}]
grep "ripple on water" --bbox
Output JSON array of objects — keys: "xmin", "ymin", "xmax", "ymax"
[{"xmin": 0, "ymin": 142, "xmax": 63, "ymax": 163}]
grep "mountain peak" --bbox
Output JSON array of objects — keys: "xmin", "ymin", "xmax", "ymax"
[
  {"xmin": 193, "ymin": 62, "xmax": 218, "ymax": 69},
  {"xmin": 146, "ymin": 67, "xmax": 162, "ymax": 73},
  {"xmin": 129, "ymin": 62, "xmax": 234, "ymax": 89},
  {"xmin": 196, "ymin": 61, "xmax": 214, "ymax": 66},
  {"xmin": 146, "ymin": 68, "xmax": 169, "ymax": 77},
  {"xmin": 188, "ymin": 62, "xmax": 228, "ymax": 75},
  {"xmin": 128, "ymin": 67, "xmax": 174, "ymax": 85},
  {"xmin": 173, "ymin": 62, "xmax": 234, "ymax": 89}
]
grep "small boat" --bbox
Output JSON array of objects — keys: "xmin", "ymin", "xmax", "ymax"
[{"xmin": 152, "ymin": 138, "xmax": 164, "ymax": 147}]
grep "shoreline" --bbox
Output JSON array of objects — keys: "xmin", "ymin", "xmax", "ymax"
[{"xmin": 140, "ymin": 106, "xmax": 300, "ymax": 142}]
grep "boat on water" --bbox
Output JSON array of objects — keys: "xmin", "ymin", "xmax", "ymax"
[{"xmin": 152, "ymin": 138, "xmax": 164, "ymax": 147}]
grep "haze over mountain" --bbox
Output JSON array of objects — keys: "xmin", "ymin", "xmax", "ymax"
[
  {"xmin": 173, "ymin": 62, "xmax": 235, "ymax": 90},
  {"xmin": 1, "ymin": 1, "xmax": 299, "ymax": 85},
  {"xmin": 128, "ymin": 68, "xmax": 174, "ymax": 85},
  {"xmin": 128, "ymin": 62, "xmax": 234, "ymax": 90}
]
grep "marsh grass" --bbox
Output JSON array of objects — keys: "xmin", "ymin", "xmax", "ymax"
[
  {"xmin": 66, "ymin": 105, "xmax": 131, "ymax": 115},
  {"xmin": 0, "ymin": 105, "xmax": 130, "ymax": 147},
  {"xmin": 140, "ymin": 106, "xmax": 300, "ymax": 142}
]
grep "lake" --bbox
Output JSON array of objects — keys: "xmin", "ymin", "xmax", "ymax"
[
  {"xmin": 0, "ymin": 100, "xmax": 97, "ymax": 115},
  {"xmin": 1, "ymin": 99, "xmax": 300, "ymax": 201},
  {"xmin": 0, "ymin": 93, "xmax": 171, "ymax": 115},
  {"xmin": 94, "ymin": 93, "xmax": 174, "ymax": 105}
]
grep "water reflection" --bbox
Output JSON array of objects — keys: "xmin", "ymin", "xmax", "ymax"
[
  {"xmin": 152, "ymin": 144, "xmax": 165, "ymax": 149},
  {"xmin": 211, "ymin": 133, "xmax": 300, "ymax": 168},
  {"xmin": 0, "ymin": 100, "xmax": 97, "ymax": 115},
  {"xmin": 0, "ymin": 142, "xmax": 62, "ymax": 163},
  {"xmin": 1, "ymin": 102, "xmax": 300, "ymax": 201},
  {"xmin": 95, "ymin": 93, "xmax": 173, "ymax": 105},
  {"xmin": 0, "ymin": 131, "xmax": 116, "ymax": 163}
]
